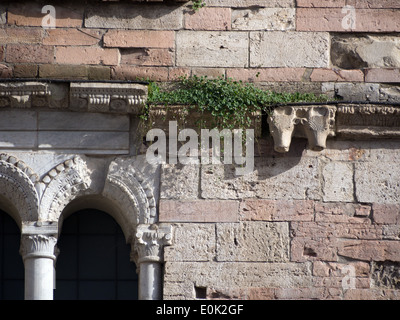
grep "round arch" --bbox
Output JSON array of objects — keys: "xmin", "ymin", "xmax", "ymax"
[{"xmin": 0, "ymin": 154, "xmax": 39, "ymax": 227}]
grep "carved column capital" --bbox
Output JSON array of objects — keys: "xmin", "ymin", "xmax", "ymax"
[
  {"xmin": 134, "ymin": 224, "xmax": 173, "ymax": 264},
  {"xmin": 20, "ymin": 234, "xmax": 58, "ymax": 262}
]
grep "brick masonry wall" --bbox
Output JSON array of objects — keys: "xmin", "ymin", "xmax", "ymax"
[
  {"xmin": 160, "ymin": 138, "xmax": 400, "ymax": 300},
  {"xmin": 0, "ymin": 0, "xmax": 399, "ymax": 100},
  {"xmin": 1, "ymin": 0, "xmax": 400, "ymax": 300}
]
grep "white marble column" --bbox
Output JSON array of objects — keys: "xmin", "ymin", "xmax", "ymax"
[
  {"xmin": 134, "ymin": 224, "xmax": 172, "ymax": 300},
  {"xmin": 20, "ymin": 234, "xmax": 58, "ymax": 300}
]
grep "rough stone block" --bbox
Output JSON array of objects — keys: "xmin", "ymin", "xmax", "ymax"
[
  {"xmin": 216, "ymin": 222, "xmax": 290, "ymax": 262},
  {"xmin": 240, "ymin": 199, "xmax": 314, "ymax": 221},
  {"xmin": 85, "ymin": 4, "xmax": 183, "ymax": 29},
  {"xmin": 120, "ymin": 48, "xmax": 174, "ymax": 67},
  {"xmin": 185, "ymin": 7, "xmax": 231, "ymax": 30},
  {"xmin": 232, "ymin": 8, "xmax": 295, "ymax": 31},
  {"xmin": 338, "ymin": 240, "xmax": 400, "ymax": 262},
  {"xmin": 159, "ymin": 200, "xmax": 239, "ymax": 222},
  {"xmin": 112, "ymin": 66, "xmax": 169, "ymax": 82},
  {"xmin": 250, "ymin": 31, "xmax": 329, "ymax": 68},
  {"xmin": 321, "ymin": 161, "xmax": 354, "ymax": 202},
  {"xmin": 0, "ymin": 28, "xmax": 42, "ymax": 44},
  {"xmin": 297, "ymin": 8, "xmax": 400, "ymax": 32},
  {"xmin": 163, "ymin": 261, "xmax": 312, "ymax": 299},
  {"xmin": 43, "ymin": 29, "xmax": 103, "ymax": 46},
  {"xmin": 6, "ymin": 45, "xmax": 54, "ymax": 64},
  {"xmin": 331, "ymin": 35, "xmax": 400, "ymax": 69},
  {"xmin": 226, "ymin": 68, "xmax": 305, "ymax": 82},
  {"xmin": 200, "ymin": 157, "xmax": 320, "ymax": 200},
  {"xmin": 176, "ymin": 31, "xmax": 248, "ymax": 67},
  {"xmin": 372, "ymin": 203, "xmax": 400, "ymax": 224},
  {"xmin": 160, "ymin": 164, "xmax": 199, "ymax": 200},
  {"xmin": 355, "ymin": 161, "xmax": 400, "ymax": 204},
  {"xmin": 104, "ymin": 30, "xmax": 175, "ymax": 48},
  {"xmin": 315, "ymin": 202, "xmax": 371, "ymax": 223},
  {"xmin": 56, "ymin": 47, "xmax": 119, "ymax": 66},
  {"xmin": 310, "ymin": 69, "xmax": 364, "ymax": 82},
  {"xmin": 164, "ymin": 223, "xmax": 216, "ymax": 261},
  {"xmin": 8, "ymin": 3, "xmax": 83, "ymax": 27},
  {"xmin": 365, "ymin": 69, "xmax": 400, "ymax": 83}
]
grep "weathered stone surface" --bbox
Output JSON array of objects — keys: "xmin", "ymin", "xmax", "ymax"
[
  {"xmin": 163, "ymin": 261, "xmax": 312, "ymax": 299},
  {"xmin": 250, "ymin": 32, "xmax": 330, "ymax": 68},
  {"xmin": 159, "ymin": 200, "xmax": 239, "ymax": 222},
  {"xmin": 240, "ymin": 199, "xmax": 314, "ymax": 221},
  {"xmin": 322, "ymin": 83, "xmax": 380, "ymax": 102},
  {"xmin": 185, "ymin": 7, "xmax": 231, "ymax": 30},
  {"xmin": 200, "ymin": 157, "xmax": 320, "ymax": 200},
  {"xmin": 204, "ymin": 0, "xmax": 295, "ymax": 7},
  {"xmin": 331, "ymin": 35, "xmax": 400, "ymax": 69},
  {"xmin": 164, "ymin": 223, "xmax": 215, "ymax": 262},
  {"xmin": 104, "ymin": 30, "xmax": 175, "ymax": 48},
  {"xmin": 232, "ymin": 8, "xmax": 295, "ymax": 31},
  {"xmin": 338, "ymin": 240, "xmax": 400, "ymax": 262},
  {"xmin": 216, "ymin": 222, "xmax": 289, "ymax": 262},
  {"xmin": 355, "ymin": 160, "xmax": 400, "ymax": 204},
  {"xmin": 85, "ymin": 4, "xmax": 184, "ymax": 30},
  {"xmin": 176, "ymin": 31, "xmax": 248, "ymax": 67},
  {"xmin": 315, "ymin": 202, "xmax": 371, "ymax": 223},
  {"xmin": 321, "ymin": 161, "xmax": 354, "ymax": 202},
  {"xmin": 38, "ymin": 131, "xmax": 129, "ymax": 152},
  {"xmin": 372, "ymin": 261, "xmax": 400, "ymax": 289},
  {"xmin": 160, "ymin": 164, "xmax": 199, "ymax": 200},
  {"xmin": 372, "ymin": 203, "xmax": 400, "ymax": 224}
]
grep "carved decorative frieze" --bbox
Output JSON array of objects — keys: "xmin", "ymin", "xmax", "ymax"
[
  {"xmin": 0, "ymin": 81, "xmax": 148, "ymax": 113},
  {"xmin": 38, "ymin": 156, "xmax": 91, "ymax": 221},
  {"xmin": 268, "ymin": 105, "xmax": 336, "ymax": 153},
  {"xmin": 70, "ymin": 82, "xmax": 147, "ymax": 113},
  {"xmin": 0, "ymin": 154, "xmax": 39, "ymax": 222},
  {"xmin": 20, "ymin": 234, "xmax": 58, "ymax": 261},
  {"xmin": 134, "ymin": 224, "xmax": 173, "ymax": 265},
  {"xmin": 0, "ymin": 82, "xmax": 68, "ymax": 109},
  {"xmin": 336, "ymin": 104, "xmax": 400, "ymax": 138}
]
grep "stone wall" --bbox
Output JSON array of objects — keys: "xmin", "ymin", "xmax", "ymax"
[
  {"xmin": 160, "ymin": 138, "xmax": 400, "ymax": 300},
  {"xmin": 1, "ymin": 0, "xmax": 400, "ymax": 301},
  {"xmin": 0, "ymin": 0, "xmax": 399, "ymax": 101}
]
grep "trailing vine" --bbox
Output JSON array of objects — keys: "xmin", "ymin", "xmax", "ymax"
[{"xmin": 142, "ymin": 75, "xmax": 330, "ymax": 133}]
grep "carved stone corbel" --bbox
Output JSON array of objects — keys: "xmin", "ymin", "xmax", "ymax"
[{"xmin": 268, "ymin": 105, "xmax": 336, "ymax": 153}]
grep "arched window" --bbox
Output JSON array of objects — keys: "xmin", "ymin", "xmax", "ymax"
[
  {"xmin": 55, "ymin": 209, "xmax": 138, "ymax": 300},
  {"xmin": 0, "ymin": 210, "xmax": 24, "ymax": 300}
]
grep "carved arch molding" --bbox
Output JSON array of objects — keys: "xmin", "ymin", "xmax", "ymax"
[{"xmin": 0, "ymin": 153, "xmax": 168, "ymax": 267}]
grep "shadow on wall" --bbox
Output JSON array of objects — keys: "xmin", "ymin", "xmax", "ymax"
[{"xmin": 6, "ymin": 0, "xmax": 189, "ymax": 26}]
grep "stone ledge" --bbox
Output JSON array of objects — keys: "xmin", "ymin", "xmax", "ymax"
[
  {"xmin": 268, "ymin": 103, "xmax": 400, "ymax": 153},
  {"xmin": 0, "ymin": 80, "xmax": 148, "ymax": 114}
]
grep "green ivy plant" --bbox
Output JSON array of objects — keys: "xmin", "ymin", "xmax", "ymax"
[
  {"xmin": 143, "ymin": 75, "xmax": 330, "ymax": 132},
  {"xmin": 191, "ymin": 0, "xmax": 206, "ymax": 12}
]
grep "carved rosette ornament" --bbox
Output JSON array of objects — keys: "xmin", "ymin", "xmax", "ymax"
[
  {"xmin": 20, "ymin": 234, "xmax": 58, "ymax": 261},
  {"xmin": 134, "ymin": 224, "xmax": 173, "ymax": 265}
]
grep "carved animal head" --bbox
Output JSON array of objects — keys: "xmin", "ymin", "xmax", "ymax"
[
  {"xmin": 302, "ymin": 107, "xmax": 331, "ymax": 151},
  {"xmin": 267, "ymin": 107, "xmax": 296, "ymax": 153}
]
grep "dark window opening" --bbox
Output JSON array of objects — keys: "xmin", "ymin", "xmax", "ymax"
[
  {"xmin": 55, "ymin": 209, "xmax": 138, "ymax": 300},
  {"xmin": 0, "ymin": 210, "xmax": 24, "ymax": 300}
]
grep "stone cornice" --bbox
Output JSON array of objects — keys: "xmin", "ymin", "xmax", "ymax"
[
  {"xmin": 0, "ymin": 80, "xmax": 148, "ymax": 114},
  {"xmin": 268, "ymin": 103, "xmax": 400, "ymax": 153}
]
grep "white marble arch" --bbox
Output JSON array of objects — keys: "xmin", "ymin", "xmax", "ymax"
[{"xmin": 0, "ymin": 152, "xmax": 171, "ymax": 300}]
